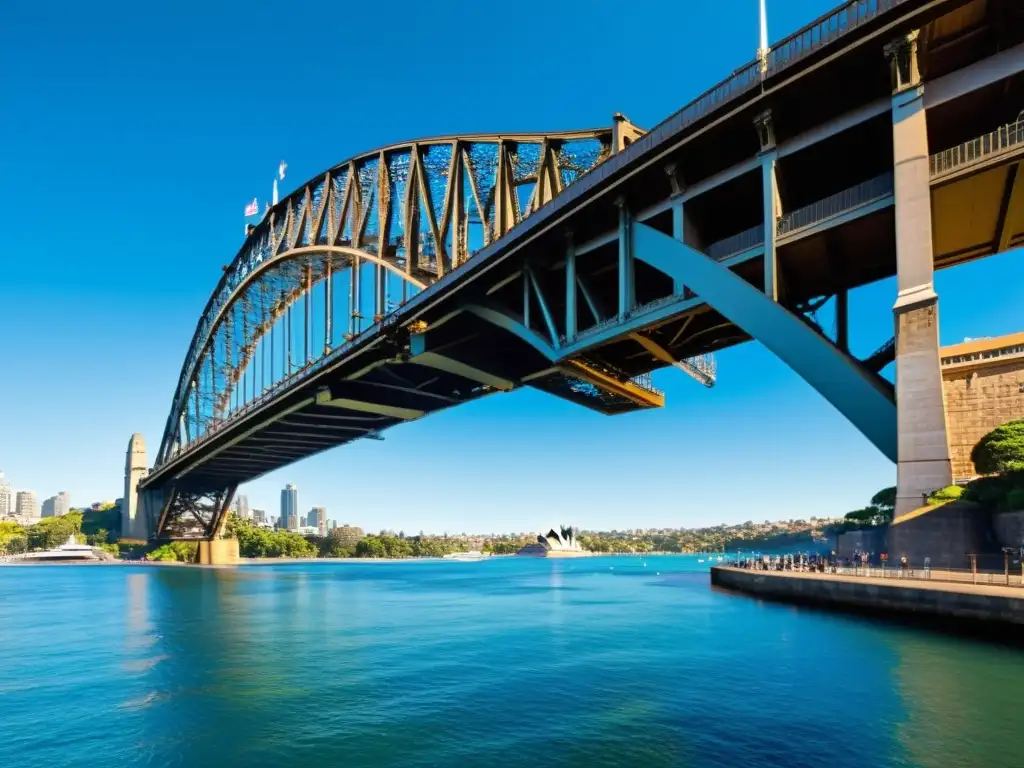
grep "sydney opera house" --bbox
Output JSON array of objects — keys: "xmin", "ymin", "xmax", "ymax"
[{"xmin": 516, "ymin": 526, "xmax": 589, "ymax": 558}]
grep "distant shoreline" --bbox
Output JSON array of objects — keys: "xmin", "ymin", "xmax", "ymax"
[{"xmin": 0, "ymin": 551, "xmax": 703, "ymax": 567}]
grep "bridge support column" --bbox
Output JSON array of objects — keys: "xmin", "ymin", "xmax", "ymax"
[
  {"xmin": 197, "ymin": 538, "xmax": 240, "ymax": 566},
  {"xmin": 887, "ymin": 31, "xmax": 953, "ymax": 517},
  {"xmin": 755, "ymin": 110, "xmax": 781, "ymax": 300}
]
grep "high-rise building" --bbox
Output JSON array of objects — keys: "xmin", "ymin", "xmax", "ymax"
[
  {"xmin": 252, "ymin": 509, "xmax": 266, "ymax": 524},
  {"xmin": 308, "ymin": 506, "xmax": 327, "ymax": 536},
  {"xmin": 15, "ymin": 491, "xmax": 39, "ymax": 518},
  {"xmin": 42, "ymin": 491, "xmax": 70, "ymax": 518},
  {"xmin": 280, "ymin": 484, "xmax": 298, "ymax": 531},
  {"xmin": 0, "ymin": 473, "xmax": 11, "ymax": 518},
  {"xmin": 235, "ymin": 494, "xmax": 251, "ymax": 519}
]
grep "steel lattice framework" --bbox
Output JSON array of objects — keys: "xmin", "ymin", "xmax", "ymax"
[{"xmin": 157, "ymin": 129, "xmax": 628, "ymax": 466}]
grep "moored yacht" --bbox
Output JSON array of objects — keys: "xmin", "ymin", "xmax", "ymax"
[
  {"xmin": 443, "ymin": 551, "xmax": 490, "ymax": 561},
  {"xmin": 20, "ymin": 535, "xmax": 99, "ymax": 562}
]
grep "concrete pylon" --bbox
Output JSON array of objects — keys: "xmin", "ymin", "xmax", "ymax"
[
  {"xmin": 887, "ymin": 32, "xmax": 953, "ymax": 518},
  {"xmin": 123, "ymin": 434, "xmax": 149, "ymax": 540}
]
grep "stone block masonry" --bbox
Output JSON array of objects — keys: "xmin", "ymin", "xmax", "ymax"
[{"xmin": 940, "ymin": 333, "xmax": 1024, "ymax": 481}]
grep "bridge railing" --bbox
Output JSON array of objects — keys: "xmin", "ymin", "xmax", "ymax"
[
  {"xmin": 721, "ymin": 560, "xmax": 1024, "ymax": 588},
  {"xmin": 766, "ymin": 0, "xmax": 909, "ymax": 75},
  {"xmin": 777, "ymin": 172, "xmax": 893, "ymax": 236},
  {"xmin": 930, "ymin": 119, "xmax": 1024, "ymax": 179},
  {"xmin": 706, "ymin": 224, "xmax": 765, "ymax": 261},
  {"xmin": 628, "ymin": 372, "xmax": 662, "ymax": 395}
]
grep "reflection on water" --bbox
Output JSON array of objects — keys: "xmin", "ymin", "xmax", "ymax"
[
  {"xmin": 892, "ymin": 630, "xmax": 1024, "ymax": 768},
  {"xmin": 1, "ymin": 557, "xmax": 1022, "ymax": 768}
]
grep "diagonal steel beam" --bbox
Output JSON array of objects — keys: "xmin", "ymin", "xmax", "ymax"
[
  {"xmin": 407, "ymin": 349, "xmax": 515, "ymax": 392},
  {"xmin": 631, "ymin": 222, "xmax": 896, "ymax": 461},
  {"xmin": 315, "ymin": 387, "xmax": 424, "ymax": 420},
  {"xmin": 627, "ymin": 332, "xmax": 715, "ymax": 388}
]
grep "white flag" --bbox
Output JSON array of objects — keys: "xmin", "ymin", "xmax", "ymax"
[
  {"xmin": 244, "ymin": 197, "xmax": 259, "ymax": 216},
  {"xmin": 278, "ymin": 161, "xmax": 287, "ymax": 181}
]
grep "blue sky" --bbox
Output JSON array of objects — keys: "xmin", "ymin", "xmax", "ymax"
[{"xmin": 1, "ymin": 0, "xmax": 1021, "ymax": 534}]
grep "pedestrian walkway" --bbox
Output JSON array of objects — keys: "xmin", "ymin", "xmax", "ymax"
[{"xmin": 718, "ymin": 566, "xmax": 1024, "ymax": 599}]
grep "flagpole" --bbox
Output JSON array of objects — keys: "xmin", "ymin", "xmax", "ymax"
[
  {"xmin": 758, "ymin": 0, "xmax": 769, "ymax": 72},
  {"xmin": 273, "ymin": 178, "xmax": 278, "ymax": 206}
]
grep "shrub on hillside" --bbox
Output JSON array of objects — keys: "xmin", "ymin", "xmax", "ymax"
[
  {"xmin": 926, "ymin": 485, "xmax": 964, "ymax": 504},
  {"xmin": 971, "ymin": 420, "xmax": 1024, "ymax": 475},
  {"xmin": 148, "ymin": 542, "xmax": 198, "ymax": 562},
  {"xmin": 963, "ymin": 475, "xmax": 1007, "ymax": 506}
]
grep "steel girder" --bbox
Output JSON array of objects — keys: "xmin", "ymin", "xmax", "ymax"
[
  {"xmin": 156, "ymin": 129, "xmax": 623, "ymax": 467},
  {"xmin": 155, "ymin": 485, "xmax": 237, "ymax": 541}
]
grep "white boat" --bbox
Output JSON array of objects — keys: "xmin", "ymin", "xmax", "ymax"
[
  {"xmin": 20, "ymin": 535, "xmax": 99, "ymax": 562},
  {"xmin": 443, "ymin": 550, "xmax": 490, "ymax": 561}
]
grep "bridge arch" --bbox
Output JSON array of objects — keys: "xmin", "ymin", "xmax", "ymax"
[{"xmin": 157, "ymin": 128, "xmax": 618, "ymax": 464}]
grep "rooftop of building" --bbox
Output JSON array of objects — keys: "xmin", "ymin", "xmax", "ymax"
[{"xmin": 940, "ymin": 331, "xmax": 1024, "ymax": 363}]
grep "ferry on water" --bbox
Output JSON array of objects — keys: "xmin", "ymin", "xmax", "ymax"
[
  {"xmin": 19, "ymin": 535, "xmax": 99, "ymax": 563},
  {"xmin": 443, "ymin": 551, "xmax": 490, "ymax": 561}
]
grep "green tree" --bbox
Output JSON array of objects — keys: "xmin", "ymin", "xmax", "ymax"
[
  {"xmin": 226, "ymin": 516, "xmax": 318, "ymax": 558},
  {"xmin": 0, "ymin": 521, "xmax": 27, "ymax": 554},
  {"xmin": 971, "ymin": 420, "xmax": 1024, "ymax": 475},
  {"xmin": 81, "ymin": 505, "xmax": 120, "ymax": 541},
  {"xmin": 86, "ymin": 529, "xmax": 109, "ymax": 546},
  {"xmin": 318, "ymin": 538, "xmax": 354, "ymax": 558},
  {"xmin": 27, "ymin": 512, "xmax": 83, "ymax": 550},
  {"xmin": 870, "ymin": 486, "xmax": 896, "ymax": 515},
  {"xmin": 355, "ymin": 536, "xmax": 387, "ymax": 558},
  {"xmin": 148, "ymin": 542, "xmax": 198, "ymax": 562}
]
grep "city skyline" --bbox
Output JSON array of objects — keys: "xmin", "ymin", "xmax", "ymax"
[{"xmin": 2, "ymin": 0, "xmax": 1023, "ymax": 534}]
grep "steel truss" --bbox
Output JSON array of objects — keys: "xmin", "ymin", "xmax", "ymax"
[
  {"xmin": 156, "ymin": 126, "xmax": 644, "ymax": 465},
  {"xmin": 155, "ymin": 486, "xmax": 237, "ymax": 540}
]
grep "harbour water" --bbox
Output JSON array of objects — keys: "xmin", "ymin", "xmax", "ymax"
[{"xmin": 1, "ymin": 555, "xmax": 1022, "ymax": 767}]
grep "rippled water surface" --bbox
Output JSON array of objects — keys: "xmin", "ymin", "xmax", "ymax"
[{"xmin": 1, "ymin": 556, "xmax": 1022, "ymax": 767}]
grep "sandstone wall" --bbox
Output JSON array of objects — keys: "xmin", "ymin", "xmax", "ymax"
[{"xmin": 943, "ymin": 356, "xmax": 1024, "ymax": 480}]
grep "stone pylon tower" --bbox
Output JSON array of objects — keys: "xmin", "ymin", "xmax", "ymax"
[{"xmin": 123, "ymin": 434, "xmax": 149, "ymax": 540}]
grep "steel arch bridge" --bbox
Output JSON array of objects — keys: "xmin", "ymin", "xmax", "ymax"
[
  {"xmin": 140, "ymin": 117, "xmax": 718, "ymax": 540},
  {"xmin": 137, "ymin": 0, "xmax": 1017, "ymax": 544},
  {"xmin": 160, "ymin": 126, "xmax": 626, "ymax": 464}
]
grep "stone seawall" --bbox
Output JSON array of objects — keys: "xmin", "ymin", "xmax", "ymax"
[{"xmin": 710, "ymin": 566, "xmax": 1024, "ymax": 628}]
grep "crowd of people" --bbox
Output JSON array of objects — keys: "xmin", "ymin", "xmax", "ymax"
[
  {"xmin": 733, "ymin": 553, "xmax": 837, "ymax": 572},
  {"xmin": 731, "ymin": 551, "xmax": 924, "ymax": 577}
]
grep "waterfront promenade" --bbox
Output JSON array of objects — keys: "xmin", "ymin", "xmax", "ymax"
[{"xmin": 711, "ymin": 566, "xmax": 1024, "ymax": 631}]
